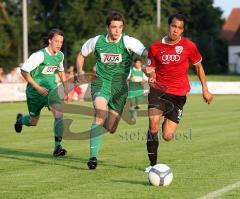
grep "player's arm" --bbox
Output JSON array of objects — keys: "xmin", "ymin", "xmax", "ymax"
[
  {"xmin": 142, "ymin": 45, "xmax": 156, "ymax": 83},
  {"xmin": 76, "ymin": 36, "xmax": 99, "ymax": 82},
  {"xmin": 193, "ymin": 62, "xmax": 213, "ymax": 104},
  {"xmin": 57, "ymin": 54, "xmax": 69, "ymax": 95},
  {"xmin": 21, "ymin": 52, "xmax": 48, "ymax": 96},
  {"xmin": 76, "ymin": 52, "xmax": 85, "ymax": 77},
  {"xmin": 21, "ymin": 71, "xmax": 48, "ymax": 96}
]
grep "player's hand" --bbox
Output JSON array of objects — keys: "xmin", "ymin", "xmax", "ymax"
[
  {"xmin": 148, "ymin": 71, "xmax": 156, "ymax": 84},
  {"xmin": 202, "ymin": 89, "xmax": 213, "ymax": 104},
  {"xmin": 143, "ymin": 66, "xmax": 155, "ymax": 75},
  {"xmin": 37, "ymin": 86, "xmax": 48, "ymax": 96}
]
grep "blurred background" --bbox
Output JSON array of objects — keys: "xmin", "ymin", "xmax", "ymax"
[{"xmin": 1, "ymin": 0, "xmax": 240, "ymax": 75}]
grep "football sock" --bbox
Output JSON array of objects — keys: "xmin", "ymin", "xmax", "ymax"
[
  {"xmin": 54, "ymin": 117, "xmax": 64, "ymax": 148},
  {"xmin": 90, "ymin": 123, "xmax": 103, "ymax": 158},
  {"xmin": 129, "ymin": 107, "xmax": 137, "ymax": 119},
  {"xmin": 146, "ymin": 131, "xmax": 159, "ymax": 166},
  {"xmin": 22, "ymin": 115, "xmax": 31, "ymax": 126}
]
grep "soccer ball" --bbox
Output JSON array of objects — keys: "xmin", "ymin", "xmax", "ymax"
[{"xmin": 148, "ymin": 164, "xmax": 173, "ymax": 186}]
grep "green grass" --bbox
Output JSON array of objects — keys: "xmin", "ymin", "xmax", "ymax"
[{"xmin": 0, "ymin": 95, "xmax": 240, "ymax": 199}]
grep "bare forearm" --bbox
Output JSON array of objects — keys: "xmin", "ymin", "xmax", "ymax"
[
  {"xmin": 58, "ymin": 71, "xmax": 67, "ymax": 88},
  {"xmin": 21, "ymin": 71, "xmax": 41, "ymax": 90},
  {"xmin": 195, "ymin": 64, "xmax": 208, "ymax": 91},
  {"xmin": 76, "ymin": 53, "xmax": 85, "ymax": 74}
]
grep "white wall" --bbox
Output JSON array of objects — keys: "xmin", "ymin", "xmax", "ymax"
[{"xmin": 228, "ymin": 46, "xmax": 240, "ymax": 73}]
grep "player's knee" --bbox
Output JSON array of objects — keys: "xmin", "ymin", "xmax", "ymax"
[
  {"xmin": 30, "ymin": 117, "xmax": 39, "ymax": 126},
  {"xmin": 109, "ymin": 127, "xmax": 117, "ymax": 134},
  {"xmin": 149, "ymin": 125, "xmax": 159, "ymax": 133},
  {"xmin": 30, "ymin": 121, "xmax": 38, "ymax": 126},
  {"xmin": 162, "ymin": 132, "xmax": 174, "ymax": 142}
]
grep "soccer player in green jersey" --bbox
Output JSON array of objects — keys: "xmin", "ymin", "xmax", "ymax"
[
  {"xmin": 76, "ymin": 12, "xmax": 148, "ymax": 169},
  {"xmin": 14, "ymin": 28, "xmax": 68, "ymax": 156},
  {"xmin": 128, "ymin": 57, "xmax": 148, "ymax": 121}
]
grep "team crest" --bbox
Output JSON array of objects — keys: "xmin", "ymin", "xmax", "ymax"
[
  {"xmin": 147, "ymin": 59, "xmax": 151, "ymax": 65},
  {"xmin": 175, "ymin": 46, "xmax": 183, "ymax": 54}
]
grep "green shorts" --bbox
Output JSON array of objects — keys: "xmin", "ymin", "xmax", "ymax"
[
  {"xmin": 91, "ymin": 79, "xmax": 128, "ymax": 114},
  {"xmin": 128, "ymin": 82, "xmax": 144, "ymax": 99},
  {"xmin": 26, "ymin": 88, "xmax": 62, "ymax": 117}
]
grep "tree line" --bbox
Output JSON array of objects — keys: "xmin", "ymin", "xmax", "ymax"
[{"xmin": 0, "ymin": 0, "xmax": 227, "ymax": 74}]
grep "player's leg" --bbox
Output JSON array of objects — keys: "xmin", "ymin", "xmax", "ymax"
[
  {"xmin": 162, "ymin": 119, "xmax": 178, "ymax": 141},
  {"xmin": 162, "ymin": 94, "xmax": 186, "ymax": 141},
  {"xmin": 14, "ymin": 96, "xmax": 41, "ymax": 133},
  {"xmin": 103, "ymin": 109, "xmax": 121, "ymax": 133},
  {"xmin": 128, "ymin": 97, "xmax": 137, "ymax": 121},
  {"xmin": 135, "ymin": 95, "xmax": 142, "ymax": 110},
  {"xmin": 145, "ymin": 107, "xmax": 162, "ymax": 172},
  {"xmin": 50, "ymin": 103, "xmax": 67, "ymax": 156},
  {"xmin": 145, "ymin": 88, "xmax": 167, "ymax": 172},
  {"xmin": 105, "ymin": 87, "xmax": 128, "ymax": 133}
]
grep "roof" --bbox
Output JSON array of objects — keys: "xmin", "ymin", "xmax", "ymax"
[
  {"xmin": 221, "ymin": 8, "xmax": 240, "ymax": 42},
  {"xmin": 229, "ymin": 26, "xmax": 240, "ymax": 45}
]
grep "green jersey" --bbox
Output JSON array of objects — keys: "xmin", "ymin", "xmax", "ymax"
[
  {"xmin": 128, "ymin": 67, "xmax": 147, "ymax": 83},
  {"xmin": 81, "ymin": 33, "xmax": 145, "ymax": 82},
  {"xmin": 21, "ymin": 48, "xmax": 64, "ymax": 97}
]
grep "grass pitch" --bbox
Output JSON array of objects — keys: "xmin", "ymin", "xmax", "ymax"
[{"xmin": 0, "ymin": 95, "xmax": 240, "ymax": 199}]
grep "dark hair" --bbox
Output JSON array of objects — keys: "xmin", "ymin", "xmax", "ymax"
[
  {"xmin": 168, "ymin": 13, "xmax": 187, "ymax": 28},
  {"xmin": 105, "ymin": 11, "xmax": 125, "ymax": 27},
  {"xmin": 134, "ymin": 57, "xmax": 142, "ymax": 63},
  {"xmin": 42, "ymin": 28, "xmax": 64, "ymax": 46}
]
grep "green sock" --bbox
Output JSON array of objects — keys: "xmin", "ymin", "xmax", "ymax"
[
  {"xmin": 22, "ymin": 115, "xmax": 31, "ymax": 126},
  {"xmin": 129, "ymin": 107, "xmax": 137, "ymax": 119},
  {"xmin": 90, "ymin": 123, "xmax": 102, "ymax": 158},
  {"xmin": 54, "ymin": 117, "xmax": 64, "ymax": 148}
]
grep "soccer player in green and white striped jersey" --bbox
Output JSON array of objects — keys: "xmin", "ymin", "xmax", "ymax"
[
  {"xmin": 128, "ymin": 57, "xmax": 148, "ymax": 121},
  {"xmin": 76, "ymin": 11, "xmax": 148, "ymax": 169},
  {"xmin": 14, "ymin": 29, "xmax": 68, "ymax": 156}
]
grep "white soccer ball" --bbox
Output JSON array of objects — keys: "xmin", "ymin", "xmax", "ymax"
[{"xmin": 148, "ymin": 164, "xmax": 173, "ymax": 186}]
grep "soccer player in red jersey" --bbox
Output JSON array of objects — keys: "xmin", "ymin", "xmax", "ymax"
[{"xmin": 144, "ymin": 13, "xmax": 213, "ymax": 172}]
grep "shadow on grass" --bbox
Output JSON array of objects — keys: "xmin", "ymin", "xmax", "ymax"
[
  {"xmin": 111, "ymin": 179, "xmax": 149, "ymax": 186},
  {"xmin": 0, "ymin": 147, "xmax": 145, "ymax": 171},
  {"xmin": 0, "ymin": 147, "xmax": 88, "ymax": 170}
]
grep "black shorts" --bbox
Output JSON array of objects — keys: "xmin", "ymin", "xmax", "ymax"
[{"xmin": 148, "ymin": 88, "xmax": 187, "ymax": 123}]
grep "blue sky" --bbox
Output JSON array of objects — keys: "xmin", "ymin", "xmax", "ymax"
[{"xmin": 214, "ymin": 0, "xmax": 240, "ymax": 18}]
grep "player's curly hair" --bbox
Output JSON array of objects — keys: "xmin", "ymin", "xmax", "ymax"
[{"xmin": 105, "ymin": 11, "xmax": 125, "ymax": 27}]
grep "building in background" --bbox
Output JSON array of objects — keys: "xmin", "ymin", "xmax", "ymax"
[{"xmin": 221, "ymin": 8, "xmax": 240, "ymax": 73}]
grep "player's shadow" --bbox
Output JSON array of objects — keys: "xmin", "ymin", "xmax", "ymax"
[
  {"xmin": 111, "ymin": 179, "xmax": 149, "ymax": 186},
  {"xmin": 0, "ymin": 147, "xmax": 88, "ymax": 170}
]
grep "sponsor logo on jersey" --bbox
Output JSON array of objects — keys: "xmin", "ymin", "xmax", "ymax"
[
  {"xmin": 100, "ymin": 53, "xmax": 122, "ymax": 64},
  {"xmin": 42, "ymin": 66, "xmax": 58, "ymax": 74},
  {"xmin": 175, "ymin": 46, "xmax": 183, "ymax": 54},
  {"xmin": 162, "ymin": 54, "xmax": 180, "ymax": 62}
]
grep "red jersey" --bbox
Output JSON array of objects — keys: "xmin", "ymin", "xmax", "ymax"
[{"xmin": 147, "ymin": 37, "xmax": 202, "ymax": 96}]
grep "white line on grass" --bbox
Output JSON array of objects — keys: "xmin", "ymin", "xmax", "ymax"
[{"xmin": 198, "ymin": 181, "xmax": 240, "ymax": 199}]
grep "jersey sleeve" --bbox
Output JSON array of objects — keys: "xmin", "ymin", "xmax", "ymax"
[
  {"xmin": 146, "ymin": 45, "xmax": 157, "ymax": 68},
  {"xmin": 58, "ymin": 52, "xmax": 65, "ymax": 72},
  {"xmin": 189, "ymin": 41, "xmax": 202, "ymax": 65},
  {"xmin": 81, "ymin": 35, "xmax": 100, "ymax": 57},
  {"xmin": 123, "ymin": 35, "xmax": 146, "ymax": 56},
  {"xmin": 21, "ymin": 51, "xmax": 44, "ymax": 72}
]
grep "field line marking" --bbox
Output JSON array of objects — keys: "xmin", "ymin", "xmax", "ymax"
[{"xmin": 198, "ymin": 181, "xmax": 240, "ymax": 199}]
